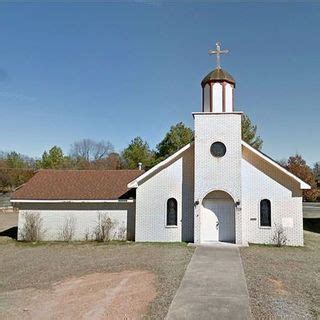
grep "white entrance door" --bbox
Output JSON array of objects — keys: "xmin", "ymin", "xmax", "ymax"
[{"xmin": 201, "ymin": 199, "xmax": 235, "ymax": 243}]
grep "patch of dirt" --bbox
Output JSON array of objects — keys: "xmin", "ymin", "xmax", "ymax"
[
  {"xmin": 268, "ymin": 277, "xmax": 287, "ymax": 295},
  {"xmin": 2, "ymin": 271, "xmax": 156, "ymax": 320}
]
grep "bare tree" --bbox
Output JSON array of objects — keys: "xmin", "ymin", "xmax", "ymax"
[
  {"xmin": 70, "ymin": 139, "xmax": 114, "ymax": 161},
  {"xmin": 93, "ymin": 153, "xmax": 123, "ymax": 170}
]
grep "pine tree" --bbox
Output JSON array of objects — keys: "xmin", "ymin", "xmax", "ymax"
[
  {"xmin": 241, "ymin": 114, "xmax": 263, "ymax": 150},
  {"xmin": 122, "ymin": 137, "xmax": 155, "ymax": 170},
  {"xmin": 156, "ymin": 122, "xmax": 194, "ymax": 160}
]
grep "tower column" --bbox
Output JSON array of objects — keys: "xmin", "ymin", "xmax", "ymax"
[{"xmin": 195, "ymin": 42, "xmax": 246, "ymax": 244}]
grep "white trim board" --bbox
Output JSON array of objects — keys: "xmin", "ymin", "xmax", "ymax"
[{"xmin": 10, "ymin": 199, "xmax": 135, "ymax": 203}]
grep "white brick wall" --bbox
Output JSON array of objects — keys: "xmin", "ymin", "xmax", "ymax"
[
  {"xmin": 242, "ymin": 147, "xmax": 303, "ymax": 246},
  {"xmin": 194, "ymin": 113, "xmax": 243, "ymax": 244},
  {"xmin": 17, "ymin": 202, "xmax": 135, "ymax": 241},
  {"xmin": 135, "ymin": 146, "xmax": 194, "ymax": 242}
]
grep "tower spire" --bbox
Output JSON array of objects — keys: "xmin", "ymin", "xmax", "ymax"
[
  {"xmin": 202, "ymin": 42, "xmax": 235, "ymax": 113},
  {"xmin": 209, "ymin": 42, "xmax": 229, "ymax": 69}
]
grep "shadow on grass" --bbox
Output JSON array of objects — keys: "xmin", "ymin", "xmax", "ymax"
[
  {"xmin": 303, "ymin": 218, "xmax": 320, "ymax": 234},
  {"xmin": 0, "ymin": 226, "xmax": 17, "ymax": 239}
]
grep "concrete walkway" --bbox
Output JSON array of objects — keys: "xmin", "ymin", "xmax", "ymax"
[{"xmin": 166, "ymin": 244, "xmax": 251, "ymax": 320}]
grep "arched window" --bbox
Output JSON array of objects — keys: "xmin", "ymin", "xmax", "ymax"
[
  {"xmin": 167, "ymin": 198, "xmax": 178, "ymax": 226},
  {"xmin": 260, "ymin": 199, "xmax": 271, "ymax": 227}
]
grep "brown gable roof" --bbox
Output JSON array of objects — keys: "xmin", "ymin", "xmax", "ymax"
[{"xmin": 11, "ymin": 169, "xmax": 144, "ymax": 200}]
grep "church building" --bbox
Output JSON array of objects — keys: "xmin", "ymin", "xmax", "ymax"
[{"xmin": 12, "ymin": 43, "xmax": 310, "ymax": 246}]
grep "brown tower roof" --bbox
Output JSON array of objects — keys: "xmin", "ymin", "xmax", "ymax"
[{"xmin": 201, "ymin": 68, "xmax": 235, "ymax": 87}]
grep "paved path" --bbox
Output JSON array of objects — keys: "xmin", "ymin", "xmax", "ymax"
[{"xmin": 166, "ymin": 244, "xmax": 251, "ymax": 320}]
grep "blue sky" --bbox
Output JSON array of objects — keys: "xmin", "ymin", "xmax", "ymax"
[{"xmin": 0, "ymin": 2, "xmax": 319, "ymax": 165}]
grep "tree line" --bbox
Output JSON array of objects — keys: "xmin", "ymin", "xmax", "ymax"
[
  {"xmin": 0, "ymin": 115, "xmax": 319, "ymax": 201},
  {"xmin": 0, "ymin": 122, "xmax": 194, "ymax": 192}
]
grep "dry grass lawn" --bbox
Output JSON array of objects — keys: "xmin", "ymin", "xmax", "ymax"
[
  {"xmin": 0, "ymin": 241, "xmax": 194, "ymax": 319},
  {"xmin": 2, "ymin": 212, "xmax": 319, "ymax": 319},
  {"xmin": 240, "ymin": 231, "xmax": 320, "ymax": 319}
]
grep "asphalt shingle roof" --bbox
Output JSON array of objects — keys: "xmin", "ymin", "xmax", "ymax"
[{"xmin": 11, "ymin": 169, "xmax": 144, "ymax": 200}]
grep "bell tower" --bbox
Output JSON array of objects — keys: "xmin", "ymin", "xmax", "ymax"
[{"xmin": 193, "ymin": 42, "xmax": 245, "ymax": 245}]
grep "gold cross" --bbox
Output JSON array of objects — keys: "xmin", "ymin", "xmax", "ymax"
[{"xmin": 209, "ymin": 42, "xmax": 229, "ymax": 69}]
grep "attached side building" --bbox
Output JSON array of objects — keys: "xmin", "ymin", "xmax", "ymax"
[{"xmin": 11, "ymin": 170, "xmax": 144, "ymax": 241}]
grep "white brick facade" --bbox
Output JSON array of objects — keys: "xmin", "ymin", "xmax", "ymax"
[
  {"xmin": 135, "ymin": 146, "xmax": 194, "ymax": 242},
  {"xmin": 131, "ymin": 114, "xmax": 305, "ymax": 246},
  {"xmin": 242, "ymin": 146, "xmax": 304, "ymax": 246}
]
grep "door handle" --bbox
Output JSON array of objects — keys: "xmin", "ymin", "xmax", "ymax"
[{"xmin": 216, "ymin": 221, "xmax": 219, "ymax": 229}]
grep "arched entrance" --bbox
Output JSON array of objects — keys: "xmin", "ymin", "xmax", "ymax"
[{"xmin": 201, "ymin": 190, "xmax": 235, "ymax": 243}]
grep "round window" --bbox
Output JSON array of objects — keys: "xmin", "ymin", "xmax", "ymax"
[{"xmin": 210, "ymin": 142, "xmax": 226, "ymax": 158}]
